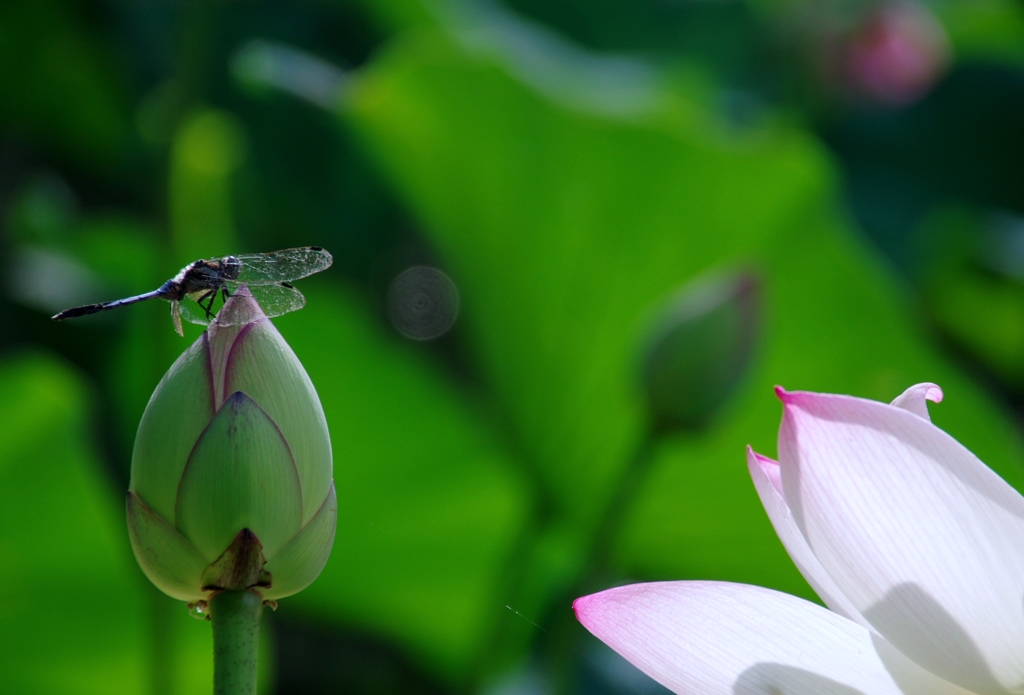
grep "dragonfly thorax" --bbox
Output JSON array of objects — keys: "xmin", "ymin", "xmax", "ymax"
[{"xmin": 176, "ymin": 260, "xmax": 228, "ymax": 293}]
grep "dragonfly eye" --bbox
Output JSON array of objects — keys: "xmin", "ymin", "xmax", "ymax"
[{"xmin": 222, "ymin": 256, "xmax": 242, "ymax": 280}]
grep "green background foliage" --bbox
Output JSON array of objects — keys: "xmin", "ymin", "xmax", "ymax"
[{"xmin": 2, "ymin": 0, "xmax": 1024, "ymax": 692}]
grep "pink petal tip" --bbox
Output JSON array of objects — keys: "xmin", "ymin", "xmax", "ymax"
[
  {"xmin": 750, "ymin": 448, "xmax": 778, "ymax": 469},
  {"xmin": 572, "ymin": 594, "xmax": 593, "ymax": 624},
  {"xmin": 890, "ymin": 382, "xmax": 944, "ymax": 420}
]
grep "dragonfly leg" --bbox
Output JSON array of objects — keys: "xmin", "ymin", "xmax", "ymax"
[{"xmin": 197, "ymin": 289, "xmax": 217, "ymax": 319}]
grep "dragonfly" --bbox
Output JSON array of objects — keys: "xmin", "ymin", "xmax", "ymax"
[{"xmin": 52, "ymin": 246, "xmax": 333, "ymax": 335}]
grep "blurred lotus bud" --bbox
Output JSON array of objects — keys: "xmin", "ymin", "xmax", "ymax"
[
  {"xmin": 842, "ymin": 2, "xmax": 950, "ymax": 106},
  {"xmin": 126, "ymin": 287, "xmax": 335, "ymax": 605},
  {"xmin": 640, "ymin": 270, "xmax": 760, "ymax": 433}
]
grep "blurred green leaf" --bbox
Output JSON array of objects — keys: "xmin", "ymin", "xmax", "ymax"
[
  {"xmin": 913, "ymin": 205, "xmax": 1024, "ymax": 391},
  {"xmin": 342, "ymin": 25, "xmax": 1024, "ymax": 605},
  {"xmin": 275, "ymin": 282, "xmax": 530, "ymax": 683},
  {"xmin": 0, "ymin": 352, "xmax": 143, "ymax": 693},
  {"xmin": 345, "ymin": 27, "xmax": 829, "ymax": 528},
  {"xmin": 0, "ymin": 351, "xmax": 214, "ymax": 694}
]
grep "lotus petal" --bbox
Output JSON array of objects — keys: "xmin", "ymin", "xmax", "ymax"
[
  {"xmin": 263, "ymin": 482, "xmax": 337, "ymax": 600},
  {"xmin": 776, "ymin": 387, "xmax": 1024, "ymax": 692},
  {"xmin": 126, "ymin": 491, "xmax": 208, "ymax": 602},
  {"xmin": 130, "ymin": 338, "xmax": 213, "ymax": 525},
  {"xmin": 746, "ymin": 446, "xmax": 867, "ymax": 627},
  {"xmin": 222, "ymin": 319, "xmax": 332, "ymax": 524},
  {"xmin": 574, "ymin": 581, "xmax": 973, "ymax": 695},
  {"xmin": 176, "ymin": 392, "xmax": 303, "ymax": 562}
]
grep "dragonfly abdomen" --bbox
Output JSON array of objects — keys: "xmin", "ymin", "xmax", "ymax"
[{"xmin": 52, "ymin": 289, "xmax": 164, "ymax": 320}]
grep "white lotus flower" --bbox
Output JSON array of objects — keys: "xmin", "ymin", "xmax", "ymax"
[{"xmin": 575, "ymin": 384, "xmax": 1024, "ymax": 695}]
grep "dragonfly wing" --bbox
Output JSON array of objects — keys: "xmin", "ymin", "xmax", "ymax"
[
  {"xmin": 215, "ymin": 283, "xmax": 306, "ymax": 326},
  {"xmin": 233, "ymin": 247, "xmax": 333, "ymax": 285}
]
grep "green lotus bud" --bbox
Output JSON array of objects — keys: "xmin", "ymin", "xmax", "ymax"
[
  {"xmin": 640, "ymin": 269, "xmax": 760, "ymax": 433},
  {"xmin": 126, "ymin": 286, "xmax": 335, "ymax": 605}
]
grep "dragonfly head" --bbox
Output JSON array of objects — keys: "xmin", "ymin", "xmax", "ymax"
[{"xmin": 221, "ymin": 256, "xmax": 242, "ymax": 281}]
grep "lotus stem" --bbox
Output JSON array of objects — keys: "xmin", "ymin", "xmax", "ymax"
[{"xmin": 210, "ymin": 590, "xmax": 263, "ymax": 695}]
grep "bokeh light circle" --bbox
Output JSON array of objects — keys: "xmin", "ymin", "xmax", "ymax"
[{"xmin": 386, "ymin": 266, "xmax": 460, "ymax": 340}]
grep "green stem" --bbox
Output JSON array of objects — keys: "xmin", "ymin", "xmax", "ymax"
[
  {"xmin": 582, "ymin": 433, "xmax": 659, "ymax": 585},
  {"xmin": 210, "ymin": 590, "xmax": 263, "ymax": 695}
]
